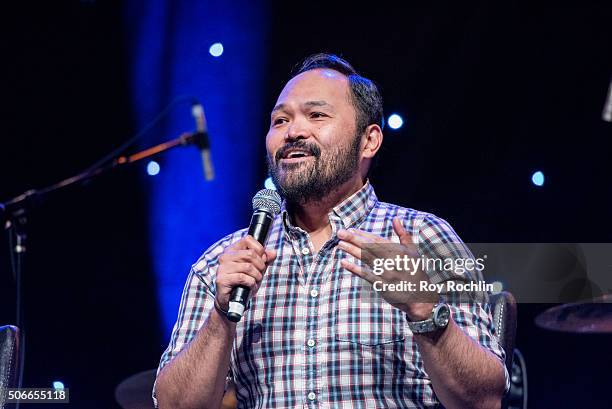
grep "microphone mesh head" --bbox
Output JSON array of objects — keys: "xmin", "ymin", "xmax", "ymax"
[{"xmin": 252, "ymin": 189, "xmax": 282, "ymax": 215}]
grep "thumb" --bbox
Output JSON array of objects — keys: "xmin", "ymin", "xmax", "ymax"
[
  {"xmin": 392, "ymin": 216, "xmax": 415, "ymax": 247},
  {"xmin": 264, "ymin": 249, "xmax": 277, "ymax": 264}
]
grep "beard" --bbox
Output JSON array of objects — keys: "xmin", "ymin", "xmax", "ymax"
[{"xmin": 267, "ymin": 133, "xmax": 362, "ymax": 205}]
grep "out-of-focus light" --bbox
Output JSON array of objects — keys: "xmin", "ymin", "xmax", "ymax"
[
  {"xmin": 388, "ymin": 114, "xmax": 403, "ymax": 130},
  {"xmin": 147, "ymin": 161, "xmax": 160, "ymax": 176},
  {"xmin": 264, "ymin": 177, "xmax": 276, "ymax": 190},
  {"xmin": 490, "ymin": 281, "xmax": 504, "ymax": 294},
  {"xmin": 53, "ymin": 381, "xmax": 65, "ymax": 390},
  {"xmin": 209, "ymin": 42, "xmax": 224, "ymax": 57},
  {"xmin": 531, "ymin": 171, "xmax": 544, "ymax": 187}
]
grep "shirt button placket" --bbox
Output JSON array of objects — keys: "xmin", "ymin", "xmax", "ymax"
[
  {"xmin": 300, "ymin": 234, "xmax": 320, "ymax": 406},
  {"xmin": 307, "ymin": 245, "xmax": 319, "ymax": 406}
]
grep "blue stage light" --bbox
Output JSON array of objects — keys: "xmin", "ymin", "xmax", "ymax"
[
  {"xmin": 264, "ymin": 177, "xmax": 276, "ymax": 190},
  {"xmin": 531, "ymin": 171, "xmax": 545, "ymax": 186},
  {"xmin": 53, "ymin": 381, "xmax": 65, "ymax": 390},
  {"xmin": 209, "ymin": 42, "xmax": 224, "ymax": 57},
  {"xmin": 388, "ymin": 114, "xmax": 403, "ymax": 130},
  {"xmin": 147, "ymin": 161, "xmax": 160, "ymax": 176}
]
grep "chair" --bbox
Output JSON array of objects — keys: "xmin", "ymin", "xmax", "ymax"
[
  {"xmin": 0, "ymin": 325, "xmax": 21, "ymax": 409},
  {"xmin": 489, "ymin": 291, "xmax": 526, "ymax": 409},
  {"xmin": 490, "ymin": 291, "xmax": 517, "ymax": 375}
]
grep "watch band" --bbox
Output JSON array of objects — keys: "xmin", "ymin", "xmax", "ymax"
[
  {"xmin": 407, "ymin": 316, "xmax": 438, "ymax": 333},
  {"xmin": 406, "ymin": 303, "xmax": 450, "ymax": 334}
]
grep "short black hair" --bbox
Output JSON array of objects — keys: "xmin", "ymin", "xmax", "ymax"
[{"xmin": 292, "ymin": 53, "xmax": 384, "ymax": 133}]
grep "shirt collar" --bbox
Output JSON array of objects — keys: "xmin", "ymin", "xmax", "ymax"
[{"xmin": 281, "ymin": 181, "xmax": 378, "ymax": 233}]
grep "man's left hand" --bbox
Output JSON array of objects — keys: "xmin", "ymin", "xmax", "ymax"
[{"xmin": 337, "ymin": 216, "xmax": 438, "ymax": 321}]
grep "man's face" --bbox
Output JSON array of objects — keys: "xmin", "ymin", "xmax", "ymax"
[{"xmin": 266, "ymin": 68, "xmax": 363, "ymax": 204}]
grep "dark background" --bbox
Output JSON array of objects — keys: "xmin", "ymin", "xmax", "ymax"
[{"xmin": 1, "ymin": 1, "xmax": 611, "ymax": 408}]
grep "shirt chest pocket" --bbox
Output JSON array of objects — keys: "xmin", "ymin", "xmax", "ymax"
[{"xmin": 334, "ymin": 284, "xmax": 406, "ymax": 346}]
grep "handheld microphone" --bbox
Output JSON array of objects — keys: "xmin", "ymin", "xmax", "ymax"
[
  {"xmin": 227, "ymin": 189, "xmax": 282, "ymax": 322},
  {"xmin": 191, "ymin": 103, "xmax": 215, "ymax": 180}
]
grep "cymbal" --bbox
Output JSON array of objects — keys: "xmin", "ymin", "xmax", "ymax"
[
  {"xmin": 115, "ymin": 369, "xmax": 156, "ymax": 409},
  {"xmin": 115, "ymin": 369, "xmax": 238, "ymax": 409},
  {"xmin": 535, "ymin": 294, "xmax": 612, "ymax": 333}
]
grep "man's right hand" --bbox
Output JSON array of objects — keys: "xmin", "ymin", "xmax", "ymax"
[
  {"xmin": 156, "ymin": 235, "xmax": 275, "ymax": 408},
  {"xmin": 215, "ymin": 235, "xmax": 277, "ymax": 312}
]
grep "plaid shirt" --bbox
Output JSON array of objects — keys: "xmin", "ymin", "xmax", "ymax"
[{"xmin": 154, "ymin": 182, "xmax": 509, "ymax": 408}]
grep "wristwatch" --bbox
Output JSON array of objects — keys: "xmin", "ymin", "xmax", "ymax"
[{"xmin": 406, "ymin": 303, "xmax": 451, "ymax": 334}]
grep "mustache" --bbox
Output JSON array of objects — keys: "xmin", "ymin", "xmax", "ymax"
[{"xmin": 275, "ymin": 141, "xmax": 321, "ymax": 162}]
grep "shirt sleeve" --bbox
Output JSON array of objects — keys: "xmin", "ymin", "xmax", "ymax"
[
  {"xmin": 415, "ymin": 212, "xmax": 511, "ymax": 394},
  {"xmin": 151, "ymin": 231, "xmax": 243, "ymax": 408},
  {"xmin": 152, "ymin": 268, "xmax": 216, "ymax": 408}
]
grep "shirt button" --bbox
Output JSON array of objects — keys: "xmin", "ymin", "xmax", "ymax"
[
  {"xmin": 307, "ymin": 392, "xmax": 316, "ymax": 401},
  {"xmin": 307, "ymin": 339, "xmax": 316, "ymax": 347},
  {"xmin": 301, "ymin": 247, "xmax": 310, "ymax": 255},
  {"xmin": 310, "ymin": 289, "xmax": 319, "ymax": 298}
]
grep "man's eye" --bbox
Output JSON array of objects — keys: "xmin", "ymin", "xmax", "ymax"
[
  {"xmin": 310, "ymin": 112, "xmax": 327, "ymax": 119},
  {"xmin": 273, "ymin": 117, "xmax": 288, "ymax": 125}
]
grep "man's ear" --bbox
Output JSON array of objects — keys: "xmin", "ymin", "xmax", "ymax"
[{"xmin": 362, "ymin": 124, "xmax": 383, "ymax": 159}]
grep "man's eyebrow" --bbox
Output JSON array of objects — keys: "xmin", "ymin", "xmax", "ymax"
[
  {"xmin": 271, "ymin": 103, "xmax": 286, "ymax": 114},
  {"xmin": 303, "ymin": 100, "xmax": 333, "ymax": 110},
  {"xmin": 271, "ymin": 100, "xmax": 334, "ymax": 114}
]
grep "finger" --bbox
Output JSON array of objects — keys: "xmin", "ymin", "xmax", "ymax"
[
  {"xmin": 242, "ymin": 235, "xmax": 265, "ymax": 256},
  {"xmin": 337, "ymin": 239, "xmax": 362, "ymax": 260},
  {"xmin": 234, "ymin": 273, "xmax": 257, "ymax": 290},
  {"xmin": 227, "ymin": 262, "xmax": 263, "ymax": 282},
  {"xmin": 244, "ymin": 263, "xmax": 264, "ymax": 282},
  {"xmin": 338, "ymin": 228, "xmax": 388, "ymax": 248},
  {"xmin": 230, "ymin": 237, "xmax": 250, "ymax": 251},
  {"xmin": 337, "ymin": 229, "xmax": 365, "ymax": 248},
  {"xmin": 218, "ymin": 272, "xmax": 257, "ymax": 291},
  {"xmin": 339, "ymin": 241, "xmax": 386, "ymax": 275},
  {"xmin": 232, "ymin": 249, "xmax": 266, "ymax": 271},
  {"xmin": 341, "ymin": 259, "xmax": 376, "ymax": 284},
  {"xmin": 264, "ymin": 249, "xmax": 277, "ymax": 264},
  {"xmin": 348, "ymin": 228, "xmax": 387, "ymax": 244},
  {"xmin": 393, "ymin": 217, "xmax": 416, "ymax": 248}
]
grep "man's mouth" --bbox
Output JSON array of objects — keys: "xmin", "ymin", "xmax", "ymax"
[{"xmin": 279, "ymin": 147, "xmax": 315, "ymax": 163}]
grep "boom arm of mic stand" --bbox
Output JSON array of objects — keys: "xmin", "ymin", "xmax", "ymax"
[
  {"xmin": 114, "ymin": 132, "xmax": 195, "ymax": 164},
  {"xmin": 1, "ymin": 131, "xmax": 202, "ymax": 219}
]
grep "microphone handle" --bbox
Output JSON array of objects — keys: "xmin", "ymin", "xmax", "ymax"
[
  {"xmin": 226, "ymin": 210, "xmax": 274, "ymax": 322},
  {"xmin": 191, "ymin": 103, "xmax": 215, "ymax": 180},
  {"xmin": 199, "ymin": 142, "xmax": 215, "ymax": 181}
]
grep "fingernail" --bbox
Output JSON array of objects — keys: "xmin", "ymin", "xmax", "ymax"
[{"xmin": 337, "ymin": 229, "xmax": 348, "ymax": 238}]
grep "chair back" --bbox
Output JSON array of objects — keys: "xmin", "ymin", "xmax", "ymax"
[
  {"xmin": 490, "ymin": 291, "xmax": 517, "ymax": 373},
  {"xmin": 0, "ymin": 325, "xmax": 21, "ymax": 409}
]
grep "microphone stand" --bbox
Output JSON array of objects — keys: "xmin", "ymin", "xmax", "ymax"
[{"xmin": 0, "ymin": 130, "xmax": 206, "ymax": 392}]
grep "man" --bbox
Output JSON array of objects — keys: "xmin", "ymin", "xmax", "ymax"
[{"xmin": 153, "ymin": 54, "xmax": 509, "ymax": 409}]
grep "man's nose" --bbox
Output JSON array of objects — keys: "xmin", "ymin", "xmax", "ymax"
[{"xmin": 286, "ymin": 117, "xmax": 310, "ymax": 141}]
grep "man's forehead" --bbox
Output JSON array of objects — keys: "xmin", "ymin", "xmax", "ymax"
[{"xmin": 275, "ymin": 68, "xmax": 350, "ymax": 106}]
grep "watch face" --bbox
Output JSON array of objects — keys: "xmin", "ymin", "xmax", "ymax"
[{"xmin": 434, "ymin": 304, "xmax": 451, "ymax": 328}]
